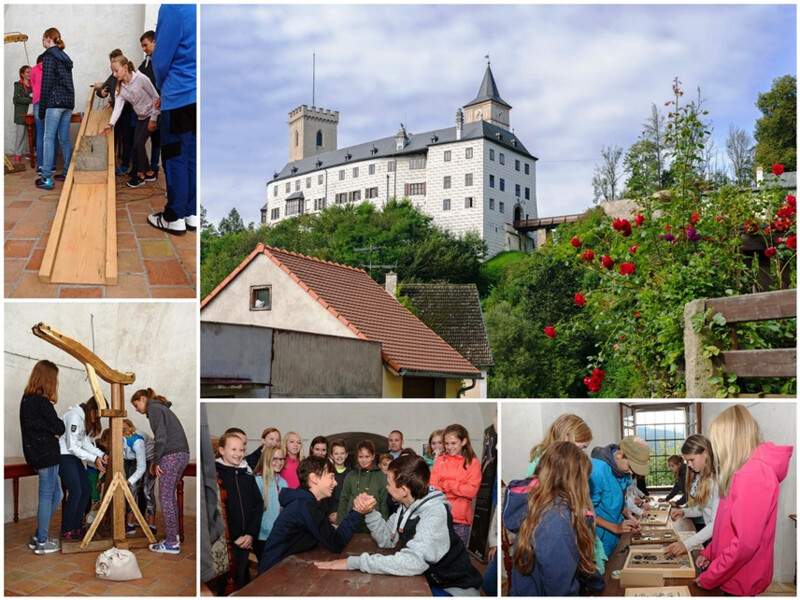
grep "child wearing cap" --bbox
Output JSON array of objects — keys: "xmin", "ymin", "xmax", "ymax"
[{"xmin": 589, "ymin": 436, "xmax": 650, "ymax": 556}]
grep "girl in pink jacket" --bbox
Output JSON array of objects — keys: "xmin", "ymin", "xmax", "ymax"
[
  {"xmin": 696, "ymin": 404, "xmax": 793, "ymax": 595},
  {"xmin": 430, "ymin": 423, "xmax": 481, "ymax": 546}
]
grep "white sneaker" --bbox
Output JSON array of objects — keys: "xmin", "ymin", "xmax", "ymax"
[
  {"xmin": 147, "ymin": 212, "xmax": 186, "ymax": 236},
  {"xmin": 34, "ymin": 538, "xmax": 60, "ymax": 554},
  {"xmin": 185, "ymin": 214, "xmax": 198, "ymax": 232}
]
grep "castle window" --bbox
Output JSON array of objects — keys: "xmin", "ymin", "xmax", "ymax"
[
  {"xmin": 489, "ymin": 149, "xmax": 495, "ymax": 161},
  {"xmin": 444, "ymin": 150, "xmax": 452, "ymax": 162},
  {"xmin": 270, "ymin": 207, "xmax": 280, "ymax": 220},
  {"xmin": 405, "ymin": 182, "xmax": 426, "ymax": 196},
  {"xmin": 409, "ymin": 158, "xmax": 426, "ymax": 170},
  {"xmin": 315, "ymin": 198, "xmax": 326, "ymax": 211},
  {"xmin": 443, "ymin": 198, "xmax": 451, "ymax": 211},
  {"xmin": 443, "ymin": 176, "xmax": 451, "ymax": 189},
  {"xmin": 525, "ymin": 162, "xmax": 530, "ymax": 175},
  {"xmin": 464, "ymin": 197, "xmax": 474, "ymax": 208},
  {"xmin": 295, "ymin": 131, "xmax": 299, "ymax": 148},
  {"xmin": 306, "ymin": 177, "xmax": 311, "ymax": 189},
  {"xmin": 365, "ymin": 187, "xmax": 379, "ymax": 199},
  {"xmin": 353, "ymin": 167, "xmax": 359, "ymax": 178},
  {"xmin": 350, "ymin": 190, "xmax": 361, "ymax": 202},
  {"xmin": 525, "ymin": 187, "xmax": 530, "ymax": 200},
  {"xmin": 515, "ymin": 159, "xmax": 521, "ymax": 171},
  {"xmin": 489, "ymin": 174, "xmax": 495, "ymax": 188},
  {"xmin": 387, "ymin": 160, "xmax": 396, "ymax": 172},
  {"xmin": 465, "ymin": 173, "xmax": 473, "ymax": 187},
  {"xmin": 285, "ymin": 182, "xmax": 291, "ymax": 193},
  {"xmin": 295, "ymin": 180, "xmax": 300, "ymax": 191},
  {"xmin": 318, "ymin": 174, "xmax": 324, "ymax": 185},
  {"xmin": 465, "ymin": 147, "xmax": 473, "ymax": 159},
  {"xmin": 316, "ymin": 130, "xmax": 323, "ymax": 147},
  {"xmin": 273, "ymin": 186, "xmax": 278, "ymax": 197},
  {"xmin": 499, "ymin": 153, "xmax": 505, "ymax": 165},
  {"xmin": 499, "ymin": 202, "xmax": 505, "ymax": 214},
  {"xmin": 339, "ymin": 170, "xmax": 345, "ymax": 181},
  {"xmin": 369, "ymin": 164, "xmax": 376, "ymax": 175},
  {"xmin": 335, "ymin": 193, "xmax": 348, "ymax": 204},
  {"xmin": 499, "ymin": 178, "xmax": 505, "ymax": 192},
  {"xmin": 515, "ymin": 184, "xmax": 521, "ymax": 197},
  {"xmin": 489, "ymin": 198, "xmax": 495, "ymax": 210},
  {"xmin": 250, "ymin": 286, "xmax": 271, "ymax": 311},
  {"xmin": 286, "ymin": 198, "xmax": 303, "ymax": 216}
]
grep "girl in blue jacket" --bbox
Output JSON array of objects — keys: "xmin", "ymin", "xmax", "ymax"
[{"xmin": 253, "ymin": 444, "xmax": 288, "ymax": 561}]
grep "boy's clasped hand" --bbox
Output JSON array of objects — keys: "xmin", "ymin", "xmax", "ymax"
[{"xmin": 313, "ymin": 492, "xmax": 376, "ymax": 571}]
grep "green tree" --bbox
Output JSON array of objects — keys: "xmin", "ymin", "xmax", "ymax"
[
  {"xmin": 725, "ymin": 125, "xmax": 755, "ymax": 186},
  {"xmin": 754, "ymin": 75, "xmax": 797, "ymax": 171},
  {"xmin": 218, "ymin": 207, "xmax": 246, "ymax": 236}
]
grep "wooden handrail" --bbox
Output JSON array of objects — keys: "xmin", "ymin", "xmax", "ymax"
[{"xmin": 705, "ymin": 289, "xmax": 796, "ymax": 324}]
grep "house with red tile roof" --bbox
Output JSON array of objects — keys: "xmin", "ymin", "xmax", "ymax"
[{"xmin": 201, "ymin": 244, "xmax": 481, "ymax": 397}]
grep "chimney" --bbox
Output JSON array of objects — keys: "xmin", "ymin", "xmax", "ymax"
[
  {"xmin": 455, "ymin": 108, "xmax": 464, "ymax": 141},
  {"xmin": 756, "ymin": 165, "xmax": 764, "ymax": 184},
  {"xmin": 385, "ymin": 271, "xmax": 398, "ymax": 296}
]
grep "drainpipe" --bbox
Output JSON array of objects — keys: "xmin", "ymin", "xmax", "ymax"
[{"xmin": 457, "ymin": 378, "xmax": 477, "ymax": 397}]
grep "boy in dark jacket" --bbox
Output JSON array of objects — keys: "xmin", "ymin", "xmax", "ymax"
[
  {"xmin": 259, "ymin": 456, "xmax": 368, "ymax": 574},
  {"xmin": 215, "ymin": 433, "xmax": 262, "ymax": 589}
]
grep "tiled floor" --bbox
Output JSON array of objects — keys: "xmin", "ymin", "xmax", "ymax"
[
  {"xmin": 4, "ymin": 160, "xmax": 197, "ymax": 298},
  {"xmin": 5, "ymin": 509, "xmax": 196, "ymax": 596}
]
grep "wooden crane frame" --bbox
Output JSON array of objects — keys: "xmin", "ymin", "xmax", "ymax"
[{"xmin": 32, "ymin": 322, "xmax": 156, "ymax": 551}]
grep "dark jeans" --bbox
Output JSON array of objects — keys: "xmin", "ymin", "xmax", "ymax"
[
  {"xmin": 59, "ymin": 454, "xmax": 92, "ymax": 533},
  {"xmin": 161, "ymin": 103, "xmax": 196, "ymax": 221},
  {"xmin": 132, "ymin": 118, "xmax": 152, "ymax": 176}
]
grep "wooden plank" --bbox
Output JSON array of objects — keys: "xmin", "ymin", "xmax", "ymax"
[
  {"xmin": 62, "ymin": 538, "xmax": 114, "ymax": 554},
  {"xmin": 715, "ymin": 348, "xmax": 797, "ymax": 377},
  {"xmin": 706, "ymin": 289, "xmax": 796, "ymax": 323},
  {"xmin": 111, "ymin": 384, "xmax": 126, "ymax": 545},
  {"xmin": 73, "ymin": 171, "xmax": 106, "ymax": 184},
  {"xmin": 105, "ymin": 108, "xmax": 117, "ymax": 285}
]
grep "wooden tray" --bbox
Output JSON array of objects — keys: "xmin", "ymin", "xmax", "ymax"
[
  {"xmin": 624, "ymin": 586, "xmax": 691, "ymax": 596},
  {"xmin": 639, "ymin": 509, "xmax": 670, "ymax": 527},
  {"xmin": 621, "ymin": 545, "xmax": 695, "ymax": 579},
  {"xmin": 631, "ymin": 528, "xmax": 679, "ymax": 544}
]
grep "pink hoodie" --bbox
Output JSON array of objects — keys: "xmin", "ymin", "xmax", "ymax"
[
  {"xmin": 697, "ymin": 442, "xmax": 793, "ymax": 595},
  {"xmin": 30, "ymin": 63, "xmax": 43, "ymax": 105}
]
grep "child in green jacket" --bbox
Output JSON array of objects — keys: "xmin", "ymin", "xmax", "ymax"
[
  {"xmin": 13, "ymin": 65, "xmax": 32, "ymax": 162},
  {"xmin": 337, "ymin": 440, "xmax": 388, "ymax": 532}
]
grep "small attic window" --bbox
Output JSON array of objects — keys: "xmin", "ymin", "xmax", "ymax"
[{"xmin": 250, "ymin": 285, "xmax": 272, "ymax": 311}]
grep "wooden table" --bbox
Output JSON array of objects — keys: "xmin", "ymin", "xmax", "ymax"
[
  {"xmin": 5, "ymin": 457, "xmax": 195, "ymax": 539},
  {"xmin": 23, "ymin": 112, "xmax": 83, "ymax": 169},
  {"xmin": 601, "ymin": 517, "xmax": 722, "ymax": 596},
  {"xmin": 234, "ymin": 533, "xmax": 431, "ymax": 596}
]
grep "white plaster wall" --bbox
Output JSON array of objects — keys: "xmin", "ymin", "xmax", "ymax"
[
  {"xmin": 501, "ymin": 401, "xmax": 619, "ymax": 484},
  {"xmin": 204, "ymin": 401, "xmax": 496, "ymax": 458},
  {"xmin": 201, "ymin": 253, "xmax": 358, "ymax": 338},
  {"xmin": 4, "ymin": 4, "xmax": 160, "ymax": 153},
  {"xmin": 4, "ymin": 301, "xmax": 196, "ymax": 522},
  {"xmin": 700, "ymin": 401, "xmax": 796, "ymax": 584}
]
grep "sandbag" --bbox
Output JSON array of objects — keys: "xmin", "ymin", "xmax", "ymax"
[{"xmin": 95, "ymin": 547, "xmax": 143, "ymax": 581}]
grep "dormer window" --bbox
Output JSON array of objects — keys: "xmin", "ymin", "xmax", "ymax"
[{"xmin": 250, "ymin": 285, "xmax": 272, "ymax": 311}]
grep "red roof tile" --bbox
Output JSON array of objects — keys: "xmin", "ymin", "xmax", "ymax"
[{"xmin": 202, "ymin": 244, "xmax": 480, "ymax": 378}]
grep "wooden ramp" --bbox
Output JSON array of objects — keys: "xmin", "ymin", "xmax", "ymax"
[{"xmin": 39, "ymin": 88, "xmax": 117, "ymax": 285}]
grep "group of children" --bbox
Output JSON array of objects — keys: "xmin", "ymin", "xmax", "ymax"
[
  {"xmin": 19, "ymin": 360, "xmax": 190, "ymax": 556},
  {"xmin": 504, "ymin": 405, "xmax": 793, "ymax": 596},
  {"xmin": 213, "ymin": 424, "xmax": 486, "ymax": 595}
]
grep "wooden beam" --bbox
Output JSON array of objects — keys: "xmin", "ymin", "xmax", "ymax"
[
  {"xmin": 111, "ymin": 384, "xmax": 126, "ymax": 546},
  {"xmin": 715, "ymin": 348, "xmax": 797, "ymax": 378},
  {"xmin": 706, "ymin": 289, "xmax": 796, "ymax": 323}
]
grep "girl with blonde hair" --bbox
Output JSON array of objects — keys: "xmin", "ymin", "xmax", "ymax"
[
  {"xmin": 526, "ymin": 414, "xmax": 592, "ymax": 477},
  {"xmin": 665, "ymin": 434, "xmax": 718, "ymax": 556},
  {"xmin": 280, "ymin": 431, "xmax": 304, "ymax": 489},
  {"xmin": 509, "ymin": 442, "xmax": 600, "ymax": 595},
  {"xmin": 253, "ymin": 444, "xmax": 288, "ymax": 559},
  {"xmin": 696, "ymin": 405, "xmax": 793, "ymax": 595}
]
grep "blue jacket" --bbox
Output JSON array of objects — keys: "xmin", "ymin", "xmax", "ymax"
[
  {"xmin": 153, "ymin": 4, "xmax": 196, "ymax": 110},
  {"xmin": 39, "ymin": 46, "xmax": 74, "ymax": 118},
  {"xmin": 254, "ymin": 473, "xmax": 288, "ymax": 541},
  {"xmin": 589, "ymin": 451, "xmax": 630, "ymax": 556},
  {"xmin": 259, "ymin": 487, "xmax": 361, "ymax": 574}
]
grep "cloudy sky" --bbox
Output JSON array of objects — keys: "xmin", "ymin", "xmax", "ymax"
[{"xmin": 200, "ymin": 4, "xmax": 796, "ymax": 228}]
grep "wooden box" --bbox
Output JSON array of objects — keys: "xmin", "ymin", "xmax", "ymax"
[
  {"xmin": 639, "ymin": 509, "xmax": 670, "ymax": 527},
  {"xmin": 621, "ymin": 545, "xmax": 695, "ymax": 579},
  {"xmin": 624, "ymin": 586, "xmax": 691, "ymax": 596},
  {"xmin": 631, "ymin": 529, "xmax": 679, "ymax": 545}
]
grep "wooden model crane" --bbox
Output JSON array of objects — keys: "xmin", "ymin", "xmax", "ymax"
[{"xmin": 32, "ymin": 322, "xmax": 156, "ymax": 551}]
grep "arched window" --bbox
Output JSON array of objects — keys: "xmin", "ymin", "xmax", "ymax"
[
  {"xmin": 514, "ymin": 204, "xmax": 522, "ymax": 222},
  {"xmin": 294, "ymin": 131, "xmax": 299, "ymax": 147},
  {"xmin": 316, "ymin": 130, "xmax": 323, "ymax": 147}
]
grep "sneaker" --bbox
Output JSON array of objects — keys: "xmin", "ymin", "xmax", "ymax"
[
  {"xmin": 147, "ymin": 212, "xmax": 186, "ymax": 236},
  {"xmin": 35, "ymin": 167, "xmax": 42, "ymax": 175},
  {"xmin": 28, "ymin": 534, "xmax": 37, "ymax": 550},
  {"xmin": 126, "ymin": 524, "xmax": 137, "ymax": 536},
  {"xmin": 54, "ymin": 173, "xmax": 66, "ymax": 182},
  {"xmin": 115, "ymin": 165, "xmax": 130, "ymax": 176},
  {"xmin": 185, "ymin": 214, "xmax": 199, "ymax": 232},
  {"xmin": 148, "ymin": 526, "xmax": 157, "ymax": 537},
  {"xmin": 127, "ymin": 176, "xmax": 145, "ymax": 188},
  {"xmin": 61, "ymin": 528, "xmax": 82, "ymax": 541},
  {"xmin": 144, "ymin": 172, "xmax": 157, "ymax": 182},
  {"xmin": 35, "ymin": 176, "xmax": 54, "ymax": 190},
  {"xmin": 149, "ymin": 539, "xmax": 180, "ymax": 554},
  {"xmin": 13, "ymin": 155, "xmax": 21, "ymax": 163},
  {"xmin": 34, "ymin": 538, "xmax": 60, "ymax": 555}
]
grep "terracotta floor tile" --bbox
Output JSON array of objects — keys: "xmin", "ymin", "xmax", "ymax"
[
  {"xmin": 150, "ymin": 287, "xmax": 197, "ymax": 299},
  {"xmin": 59, "ymin": 287, "xmax": 104, "ymax": 298},
  {"xmin": 171, "ymin": 231, "xmax": 198, "ymax": 250},
  {"xmin": 4, "ymin": 239, "xmax": 35, "ymax": 258},
  {"xmin": 117, "ymin": 232, "xmax": 137, "ymax": 250},
  {"xmin": 9, "ymin": 273, "xmax": 58, "ymax": 298},
  {"xmin": 117, "ymin": 250, "xmax": 144, "ymax": 273},
  {"xmin": 5, "ymin": 579, "xmax": 47, "ymax": 595},
  {"xmin": 9, "ymin": 222, "xmax": 45, "ymax": 239},
  {"xmin": 145, "ymin": 260, "xmax": 191, "ymax": 286},
  {"xmin": 105, "ymin": 274, "xmax": 149, "ymax": 298},
  {"xmin": 26, "ymin": 249, "xmax": 45, "ymax": 271},
  {"xmin": 133, "ymin": 222, "xmax": 167, "ymax": 240},
  {"xmin": 5, "ymin": 259, "xmax": 25, "ymax": 284},
  {"xmin": 140, "ymin": 239, "xmax": 175, "ymax": 259},
  {"xmin": 8, "ymin": 200, "xmax": 33, "ymax": 209}
]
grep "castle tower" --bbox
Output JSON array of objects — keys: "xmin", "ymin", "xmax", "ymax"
[
  {"xmin": 288, "ymin": 105, "xmax": 339, "ymax": 162},
  {"xmin": 463, "ymin": 64, "xmax": 512, "ymax": 131}
]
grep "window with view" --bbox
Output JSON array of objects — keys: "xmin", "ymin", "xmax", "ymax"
[{"xmin": 250, "ymin": 286, "xmax": 271, "ymax": 310}]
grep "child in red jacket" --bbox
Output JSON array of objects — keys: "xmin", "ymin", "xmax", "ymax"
[
  {"xmin": 696, "ymin": 404, "xmax": 793, "ymax": 596},
  {"xmin": 430, "ymin": 423, "xmax": 481, "ymax": 546}
]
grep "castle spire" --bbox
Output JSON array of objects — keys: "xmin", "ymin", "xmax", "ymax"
[{"xmin": 463, "ymin": 62, "xmax": 512, "ymax": 130}]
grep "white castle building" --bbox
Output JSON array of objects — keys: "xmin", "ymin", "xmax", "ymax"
[{"xmin": 262, "ymin": 65, "xmax": 538, "ymax": 258}]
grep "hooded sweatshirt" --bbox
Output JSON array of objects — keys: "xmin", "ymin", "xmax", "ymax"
[
  {"xmin": 430, "ymin": 453, "xmax": 482, "ymax": 525},
  {"xmin": 38, "ymin": 46, "xmax": 74, "ymax": 119},
  {"xmin": 19, "ymin": 393, "xmax": 65, "ymax": 469},
  {"xmin": 144, "ymin": 399, "xmax": 190, "ymax": 467},
  {"xmin": 589, "ymin": 445, "xmax": 631, "ymax": 556},
  {"xmin": 347, "ymin": 489, "xmax": 482, "ymax": 593},
  {"xmin": 59, "ymin": 404, "xmax": 104, "ymax": 463},
  {"xmin": 259, "ymin": 487, "xmax": 361, "ymax": 574},
  {"xmin": 697, "ymin": 442, "xmax": 793, "ymax": 596},
  {"xmin": 215, "ymin": 459, "xmax": 262, "ymax": 541},
  {"xmin": 152, "ymin": 4, "xmax": 196, "ymax": 111},
  {"xmin": 337, "ymin": 464, "xmax": 389, "ymax": 533}
]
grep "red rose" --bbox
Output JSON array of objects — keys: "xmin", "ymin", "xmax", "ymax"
[
  {"xmin": 592, "ymin": 368, "xmax": 606, "ymax": 382},
  {"xmin": 787, "ymin": 195, "xmax": 796, "ymax": 207},
  {"xmin": 581, "ymin": 250, "xmax": 595, "ymax": 262},
  {"xmin": 619, "ymin": 262, "xmax": 636, "ymax": 275},
  {"xmin": 777, "ymin": 237, "xmax": 784, "ymax": 245},
  {"xmin": 613, "ymin": 343, "xmax": 621, "ymax": 351},
  {"xmin": 634, "ymin": 310, "xmax": 641, "ymax": 319},
  {"xmin": 629, "ymin": 244, "xmax": 638, "ymax": 254},
  {"xmin": 787, "ymin": 235, "xmax": 796, "ymax": 250},
  {"xmin": 574, "ymin": 293, "xmax": 587, "ymax": 307},
  {"xmin": 691, "ymin": 213, "xmax": 700, "ymax": 224},
  {"xmin": 635, "ymin": 214, "xmax": 644, "ymax": 226},
  {"xmin": 613, "ymin": 218, "xmax": 632, "ymax": 237},
  {"xmin": 773, "ymin": 163, "xmax": 785, "ymax": 176},
  {"xmin": 571, "ymin": 237, "xmax": 582, "ymax": 248},
  {"xmin": 601, "ymin": 255, "xmax": 615, "ymax": 270},
  {"xmin": 544, "ymin": 326, "xmax": 557, "ymax": 338},
  {"xmin": 765, "ymin": 247, "xmax": 777, "ymax": 258},
  {"xmin": 715, "ymin": 215, "xmax": 724, "ymax": 222}
]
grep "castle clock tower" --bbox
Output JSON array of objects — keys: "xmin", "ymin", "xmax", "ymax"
[{"xmin": 463, "ymin": 63, "xmax": 512, "ymax": 131}]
